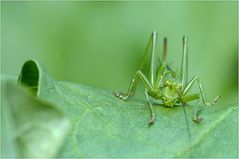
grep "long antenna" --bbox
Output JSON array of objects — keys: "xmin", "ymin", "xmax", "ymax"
[
  {"xmin": 181, "ymin": 103, "xmax": 192, "ymax": 157},
  {"xmin": 177, "ymin": 91, "xmax": 192, "ymax": 157}
]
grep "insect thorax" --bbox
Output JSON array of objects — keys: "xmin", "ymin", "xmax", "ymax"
[{"xmin": 159, "ymin": 75, "xmax": 182, "ymax": 107}]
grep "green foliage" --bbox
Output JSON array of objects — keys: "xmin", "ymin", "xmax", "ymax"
[
  {"xmin": 1, "ymin": 80, "xmax": 71, "ymax": 157},
  {"xmin": 1, "ymin": 2, "xmax": 238, "ymax": 157},
  {"xmin": 2, "ymin": 1, "xmax": 238, "ymax": 103},
  {"xmin": 1, "ymin": 60, "xmax": 238, "ymax": 157}
]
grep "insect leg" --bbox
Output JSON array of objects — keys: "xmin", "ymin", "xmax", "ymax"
[
  {"xmin": 156, "ymin": 38, "xmax": 167, "ymax": 84},
  {"xmin": 162, "ymin": 37, "xmax": 167, "ymax": 64},
  {"xmin": 114, "ymin": 33, "xmax": 157, "ymax": 100},
  {"xmin": 181, "ymin": 93, "xmax": 200, "ymax": 103},
  {"xmin": 182, "ymin": 76, "xmax": 220, "ymax": 105},
  {"xmin": 144, "ymin": 89, "xmax": 156, "ymax": 125},
  {"xmin": 180, "ymin": 36, "xmax": 188, "ymax": 87},
  {"xmin": 150, "ymin": 31, "xmax": 158, "ymax": 85},
  {"xmin": 139, "ymin": 32, "xmax": 154, "ymax": 70},
  {"xmin": 193, "ymin": 99, "xmax": 203, "ymax": 123},
  {"xmin": 114, "ymin": 71, "xmax": 154, "ymax": 100},
  {"xmin": 181, "ymin": 93, "xmax": 204, "ymax": 123}
]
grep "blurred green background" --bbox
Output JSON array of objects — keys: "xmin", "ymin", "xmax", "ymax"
[{"xmin": 1, "ymin": 1, "xmax": 238, "ymax": 103}]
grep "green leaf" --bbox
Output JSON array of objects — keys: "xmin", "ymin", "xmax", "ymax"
[
  {"xmin": 3, "ymin": 60, "xmax": 238, "ymax": 157},
  {"xmin": 1, "ymin": 80, "xmax": 71, "ymax": 158}
]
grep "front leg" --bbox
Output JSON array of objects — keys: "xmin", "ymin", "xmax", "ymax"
[
  {"xmin": 144, "ymin": 89, "xmax": 156, "ymax": 126},
  {"xmin": 114, "ymin": 70, "xmax": 154, "ymax": 101}
]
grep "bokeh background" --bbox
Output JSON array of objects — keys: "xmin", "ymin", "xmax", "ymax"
[{"xmin": 2, "ymin": 1, "xmax": 238, "ymax": 104}]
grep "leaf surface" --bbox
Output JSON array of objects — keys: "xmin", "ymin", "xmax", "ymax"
[
  {"xmin": 2, "ymin": 60, "xmax": 238, "ymax": 157},
  {"xmin": 1, "ymin": 79, "xmax": 71, "ymax": 158}
]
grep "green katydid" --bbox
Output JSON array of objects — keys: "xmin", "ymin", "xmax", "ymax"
[{"xmin": 114, "ymin": 31, "xmax": 220, "ymax": 125}]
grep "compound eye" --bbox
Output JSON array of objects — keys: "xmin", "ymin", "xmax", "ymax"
[{"xmin": 177, "ymin": 84, "xmax": 182, "ymax": 90}]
